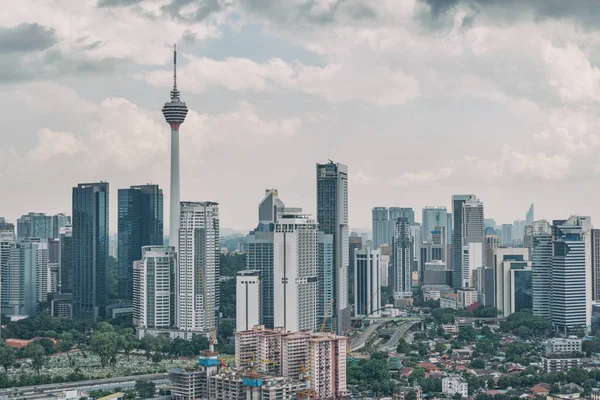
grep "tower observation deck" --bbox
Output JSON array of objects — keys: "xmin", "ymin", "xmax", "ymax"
[{"xmin": 162, "ymin": 45, "xmax": 188, "ymax": 128}]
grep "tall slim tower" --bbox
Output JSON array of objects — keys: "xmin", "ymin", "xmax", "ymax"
[{"xmin": 162, "ymin": 45, "xmax": 188, "ymax": 251}]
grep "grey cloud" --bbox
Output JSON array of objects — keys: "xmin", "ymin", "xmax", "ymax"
[
  {"xmin": 97, "ymin": 0, "xmax": 145, "ymax": 7},
  {"xmin": 161, "ymin": 0, "xmax": 225, "ymax": 22},
  {"xmin": 238, "ymin": 0, "xmax": 377, "ymax": 26},
  {"xmin": 0, "ymin": 23, "xmax": 57, "ymax": 53},
  {"xmin": 419, "ymin": 0, "xmax": 600, "ymax": 30},
  {"xmin": 0, "ymin": 49, "xmax": 124, "ymax": 84}
]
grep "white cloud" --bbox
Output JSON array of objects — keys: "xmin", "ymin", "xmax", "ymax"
[
  {"xmin": 392, "ymin": 167, "xmax": 454, "ymax": 186},
  {"xmin": 139, "ymin": 55, "xmax": 420, "ymax": 105},
  {"xmin": 27, "ymin": 129, "xmax": 85, "ymax": 161},
  {"xmin": 354, "ymin": 171, "xmax": 376, "ymax": 185}
]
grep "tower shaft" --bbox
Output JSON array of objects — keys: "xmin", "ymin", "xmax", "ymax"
[{"xmin": 170, "ymin": 128, "xmax": 180, "ymax": 250}]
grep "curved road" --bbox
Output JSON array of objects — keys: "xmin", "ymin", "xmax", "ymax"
[
  {"xmin": 379, "ymin": 321, "xmax": 419, "ymax": 352},
  {"xmin": 351, "ymin": 323, "xmax": 382, "ymax": 352}
]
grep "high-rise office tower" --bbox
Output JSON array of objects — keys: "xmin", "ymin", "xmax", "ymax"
[
  {"xmin": 512, "ymin": 219, "xmax": 526, "ymax": 245},
  {"xmin": 592, "ymin": 229, "xmax": 600, "ymax": 301},
  {"xmin": 372, "ymin": 207, "xmax": 389, "ymax": 248},
  {"xmin": 0, "ymin": 218, "xmax": 14, "ymax": 234},
  {"xmin": 72, "ymin": 182, "xmax": 109, "ymax": 320},
  {"xmin": 389, "ymin": 208, "xmax": 415, "ymax": 225},
  {"xmin": 348, "ymin": 236, "xmax": 362, "ymax": 289},
  {"xmin": 501, "ymin": 224, "xmax": 512, "ymax": 246},
  {"xmin": 316, "ymin": 161, "xmax": 349, "ymax": 335},
  {"xmin": 133, "ymin": 246, "xmax": 176, "ymax": 331},
  {"xmin": 0, "ymin": 230, "xmax": 15, "ymax": 317},
  {"xmin": 354, "ymin": 248, "xmax": 381, "ymax": 317},
  {"xmin": 273, "ymin": 210, "xmax": 318, "ymax": 332},
  {"xmin": 236, "ymin": 270, "xmax": 261, "ymax": 332},
  {"xmin": 51, "ymin": 214, "xmax": 71, "ymax": 239},
  {"xmin": 484, "ymin": 219, "xmax": 496, "ymax": 230},
  {"xmin": 177, "ymin": 202, "xmax": 219, "ymax": 335},
  {"xmin": 532, "ymin": 232, "xmax": 552, "ymax": 319},
  {"xmin": 526, "ymin": 203, "xmax": 535, "ymax": 225},
  {"xmin": 59, "ymin": 226, "xmax": 73, "ymax": 294},
  {"xmin": 452, "ymin": 195, "xmax": 476, "ymax": 288},
  {"xmin": 525, "ymin": 219, "xmax": 551, "ymax": 262},
  {"xmin": 162, "ymin": 45, "xmax": 188, "ymax": 252},
  {"xmin": 392, "ymin": 217, "xmax": 412, "ymax": 298},
  {"xmin": 551, "ymin": 223, "xmax": 588, "ymax": 333},
  {"xmin": 491, "ymin": 248, "xmax": 530, "ymax": 317},
  {"xmin": 118, "ymin": 184, "xmax": 164, "ymax": 301},
  {"xmin": 258, "ymin": 189, "xmax": 285, "ymax": 224},
  {"xmin": 246, "ymin": 226, "xmax": 275, "ymax": 329},
  {"xmin": 422, "ymin": 207, "xmax": 448, "ymax": 243},
  {"xmin": 48, "ymin": 238, "xmax": 60, "ymax": 265},
  {"xmin": 318, "ymin": 232, "xmax": 334, "ymax": 325},
  {"xmin": 5, "ymin": 238, "xmax": 47, "ymax": 317},
  {"xmin": 17, "ymin": 213, "xmax": 52, "ymax": 240},
  {"xmin": 460, "ymin": 197, "xmax": 485, "ymax": 287}
]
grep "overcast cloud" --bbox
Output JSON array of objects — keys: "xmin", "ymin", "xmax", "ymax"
[{"xmin": 2, "ymin": 0, "xmax": 600, "ymax": 232}]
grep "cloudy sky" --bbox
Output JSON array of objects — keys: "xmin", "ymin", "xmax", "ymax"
[{"xmin": 2, "ymin": 0, "xmax": 600, "ymax": 232}]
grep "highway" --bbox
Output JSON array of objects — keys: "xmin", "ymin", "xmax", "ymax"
[
  {"xmin": 379, "ymin": 321, "xmax": 420, "ymax": 352},
  {"xmin": 350, "ymin": 323, "xmax": 381, "ymax": 352},
  {"xmin": 0, "ymin": 372, "xmax": 169, "ymax": 399}
]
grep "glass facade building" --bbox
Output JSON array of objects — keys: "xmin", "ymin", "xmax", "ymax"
[
  {"xmin": 72, "ymin": 182, "xmax": 109, "ymax": 320},
  {"xmin": 118, "ymin": 184, "xmax": 164, "ymax": 302}
]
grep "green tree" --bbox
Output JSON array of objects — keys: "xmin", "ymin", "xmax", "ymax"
[
  {"xmin": 0, "ymin": 343, "xmax": 15, "ymax": 373},
  {"xmin": 118, "ymin": 328, "xmax": 136, "ymax": 360},
  {"xmin": 218, "ymin": 320, "xmax": 235, "ymax": 340},
  {"xmin": 435, "ymin": 342, "xmax": 446, "ymax": 353},
  {"xmin": 406, "ymin": 390, "xmax": 418, "ymax": 400},
  {"xmin": 458, "ymin": 326, "xmax": 476, "ymax": 342},
  {"xmin": 135, "ymin": 380, "xmax": 156, "ymax": 399},
  {"xmin": 90, "ymin": 331, "xmax": 120, "ymax": 367},
  {"xmin": 470, "ymin": 359, "xmax": 485, "ymax": 369},
  {"xmin": 397, "ymin": 339, "xmax": 410, "ymax": 354},
  {"xmin": 24, "ymin": 343, "xmax": 46, "ymax": 374}
]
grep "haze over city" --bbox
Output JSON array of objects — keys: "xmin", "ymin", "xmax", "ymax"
[{"xmin": 3, "ymin": 0, "xmax": 600, "ymax": 231}]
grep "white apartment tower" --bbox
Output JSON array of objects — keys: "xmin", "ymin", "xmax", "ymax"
[
  {"xmin": 177, "ymin": 202, "xmax": 220, "ymax": 334},
  {"xmin": 354, "ymin": 248, "xmax": 381, "ymax": 317},
  {"xmin": 133, "ymin": 246, "xmax": 176, "ymax": 330},
  {"xmin": 462, "ymin": 198, "xmax": 485, "ymax": 281},
  {"xmin": 273, "ymin": 210, "xmax": 318, "ymax": 332},
  {"xmin": 236, "ymin": 270, "xmax": 261, "ymax": 332}
]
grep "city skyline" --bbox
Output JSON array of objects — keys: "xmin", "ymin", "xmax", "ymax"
[{"xmin": 3, "ymin": 1, "xmax": 600, "ymax": 231}]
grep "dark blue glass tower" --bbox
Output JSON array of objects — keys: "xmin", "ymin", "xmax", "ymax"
[
  {"xmin": 72, "ymin": 182, "xmax": 109, "ymax": 320},
  {"xmin": 117, "ymin": 184, "xmax": 163, "ymax": 301}
]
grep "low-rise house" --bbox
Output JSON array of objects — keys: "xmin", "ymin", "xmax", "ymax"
[{"xmin": 530, "ymin": 384, "xmax": 551, "ymax": 396}]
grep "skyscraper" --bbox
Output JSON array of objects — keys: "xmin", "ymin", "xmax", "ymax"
[
  {"xmin": 236, "ymin": 270, "xmax": 261, "ymax": 332},
  {"xmin": 273, "ymin": 210, "xmax": 318, "ymax": 332},
  {"xmin": 551, "ymin": 223, "xmax": 588, "ymax": 333},
  {"xmin": 246, "ymin": 226, "xmax": 275, "ymax": 329},
  {"xmin": 51, "ymin": 214, "xmax": 71, "ymax": 239},
  {"xmin": 526, "ymin": 203, "xmax": 535, "ymax": 225},
  {"xmin": 501, "ymin": 224, "xmax": 512, "ymax": 246},
  {"xmin": 5, "ymin": 238, "xmax": 47, "ymax": 317},
  {"xmin": 532, "ymin": 232, "xmax": 552, "ymax": 319},
  {"xmin": 354, "ymin": 248, "xmax": 381, "ymax": 317},
  {"xmin": 72, "ymin": 182, "xmax": 109, "ymax": 320},
  {"xmin": 392, "ymin": 217, "xmax": 412, "ymax": 298},
  {"xmin": 0, "ymin": 230, "xmax": 15, "ymax": 317},
  {"xmin": 258, "ymin": 189, "xmax": 285, "ymax": 224},
  {"xmin": 118, "ymin": 184, "xmax": 164, "ymax": 301},
  {"xmin": 422, "ymin": 207, "xmax": 448, "ymax": 243},
  {"xmin": 17, "ymin": 213, "xmax": 52, "ymax": 240},
  {"xmin": 372, "ymin": 207, "xmax": 389, "ymax": 248},
  {"xmin": 316, "ymin": 161, "xmax": 349, "ymax": 335},
  {"xmin": 592, "ymin": 229, "xmax": 600, "ymax": 301},
  {"xmin": 59, "ymin": 225, "xmax": 73, "ymax": 294},
  {"xmin": 460, "ymin": 197, "xmax": 485, "ymax": 288},
  {"xmin": 0, "ymin": 218, "xmax": 14, "ymax": 234},
  {"xmin": 162, "ymin": 45, "xmax": 188, "ymax": 251},
  {"xmin": 452, "ymin": 195, "xmax": 476, "ymax": 288},
  {"xmin": 318, "ymin": 232, "xmax": 334, "ymax": 325},
  {"xmin": 133, "ymin": 246, "xmax": 176, "ymax": 331},
  {"xmin": 177, "ymin": 202, "xmax": 220, "ymax": 335},
  {"xmin": 389, "ymin": 208, "xmax": 415, "ymax": 225}
]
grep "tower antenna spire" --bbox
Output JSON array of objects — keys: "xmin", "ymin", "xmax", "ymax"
[{"xmin": 173, "ymin": 44, "xmax": 177, "ymax": 90}]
